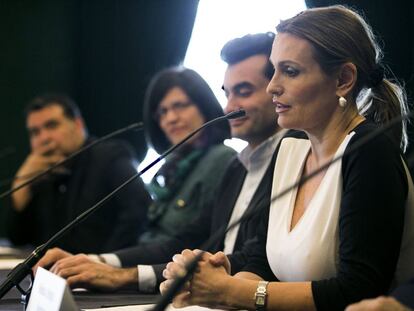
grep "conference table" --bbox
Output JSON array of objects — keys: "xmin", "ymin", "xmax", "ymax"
[
  {"xmin": 0, "ymin": 270, "xmax": 158, "ymax": 310},
  {"xmin": 0, "ymin": 246, "xmax": 159, "ymax": 310}
]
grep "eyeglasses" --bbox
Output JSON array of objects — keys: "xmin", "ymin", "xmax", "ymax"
[{"xmin": 154, "ymin": 101, "xmax": 194, "ymax": 120}]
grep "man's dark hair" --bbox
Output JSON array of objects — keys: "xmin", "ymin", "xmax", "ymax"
[
  {"xmin": 220, "ymin": 32, "xmax": 275, "ymax": 80},
  {"xmin": 25, "ymin": 94, "xmax": 82, "ymax": 120}
]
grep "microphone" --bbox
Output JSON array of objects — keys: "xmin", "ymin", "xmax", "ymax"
[
  {"xmin": 0, "ymin": 122, "xmax": 143, "ymax": 199},
  {"xmin": 152, "ymin": 109, "xmax": 413, "ymax": 311},
  {"xmin": 0, "ymin": 109, "xmax": 245, "ymax": 301}
]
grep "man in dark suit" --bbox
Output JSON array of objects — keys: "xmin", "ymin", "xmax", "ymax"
[
  {"xmin": 36, "ymin": 32, "xmax": 285, "ymax": 292},
  {"xmin": 7, "ymin": 94, "xmax": 150, "ymax": 253}
]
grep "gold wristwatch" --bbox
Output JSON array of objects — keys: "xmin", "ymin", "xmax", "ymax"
[{"xmin": 254, "ymin": 280, "xmax": 269, "ymax": 311}]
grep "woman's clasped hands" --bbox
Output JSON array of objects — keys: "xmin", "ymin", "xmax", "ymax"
[{"xmin": 160, "ymin": 249, "xmax": 232, "ymax": 308}]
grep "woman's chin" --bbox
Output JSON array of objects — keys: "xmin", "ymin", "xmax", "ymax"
[{"xmin": 277, "ymin": 118, "xmax": 296, "ymax": 130}]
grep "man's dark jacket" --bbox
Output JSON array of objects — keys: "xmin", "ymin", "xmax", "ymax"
[{"xmin": 7, "ymin": 139, "xmax": 151, "ymax": 253}]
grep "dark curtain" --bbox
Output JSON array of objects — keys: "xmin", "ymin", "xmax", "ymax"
[
  {"xmin": 304, "ymin": 0, "xmax": 414, "ymax": 156},
  {"xmin": 0, "ymin": 0, "xmax": 199, "ymax": 236}
]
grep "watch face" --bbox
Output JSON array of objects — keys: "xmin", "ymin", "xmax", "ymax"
[{"xmin": 256, "ymin": 296, "xmax": 266, "ymax": 305}]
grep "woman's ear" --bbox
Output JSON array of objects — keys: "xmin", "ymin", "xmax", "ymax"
[{"xmin": 336, "ymin": 62, "xmax": 357, "ymax": 98}]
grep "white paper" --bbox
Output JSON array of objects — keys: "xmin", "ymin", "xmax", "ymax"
[{"xmin": 27, "ymin": 267, "xmax": 78, "ymax": 311}]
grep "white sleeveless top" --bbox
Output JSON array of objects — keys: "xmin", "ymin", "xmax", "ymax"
[
  {"xmin": 266, "ymin": 132, "xmax": 414, "ymax": 285},
  {"xmin": 266, "ymin": 133, "xmax": 354, "ymax": 281}
]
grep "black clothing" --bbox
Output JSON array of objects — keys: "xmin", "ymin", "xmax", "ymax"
[
  {"xmin": 7, "ymin": 139, "xmax": 151, "ymax": 253},
  {"xmin": 391, "ymin": 279, "xmax": 414, "ymax": 309},
  {"xmin": 242, "ymin": 122, "xmax": 411, "ymax": 311}
]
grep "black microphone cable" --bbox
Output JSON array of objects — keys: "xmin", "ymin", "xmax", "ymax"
[
  {"xmin": 152, "ymin": 109, "xmax": 414, "ymax": 311},
  {"xmin": 0, "ymin": 122, "xmax": 143, "ymax": 199},
  {"xmin": 0, "ymin": 109, "xmax": 245, "ymax": 301}
]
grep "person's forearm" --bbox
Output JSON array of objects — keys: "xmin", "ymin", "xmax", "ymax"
[
  {"xmin": 116, "ymin": 267, "xmax": 139, "ymax": 291},
  {"xmin": 11, "ymin": 182, "xmax": 32, "ymax": 212},
  {"xmin": 10, "ymin": 160, "xmax": 37, "ymax": 212}
]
